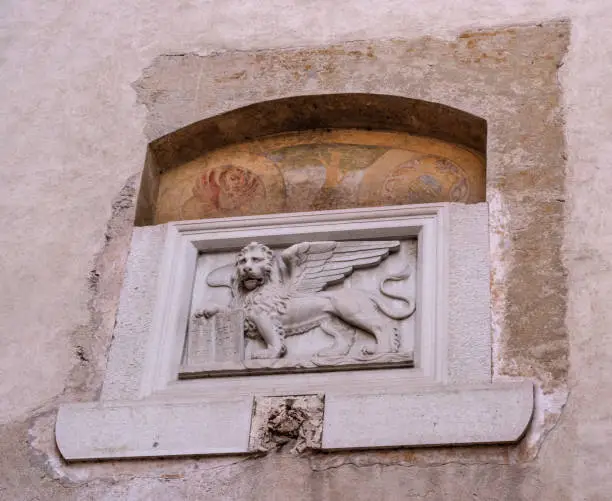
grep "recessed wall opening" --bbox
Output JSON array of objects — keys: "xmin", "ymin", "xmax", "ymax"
[{"xmin": 135, "ymin": 94, "xmax": 487, "ymax": 226}]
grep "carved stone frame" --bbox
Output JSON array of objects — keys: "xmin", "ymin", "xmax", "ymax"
[
  {"xmin": 56, "ymin": 203, "xmax": 534, "ymax": 460},
  {"xmin": 146, "ymin": 203, "xmax": 447, "ymax": 397}
]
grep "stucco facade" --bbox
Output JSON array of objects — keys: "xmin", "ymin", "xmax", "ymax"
[{"xmin": 1, "ymin": 1, "xmax": 611, "ymax": 500}]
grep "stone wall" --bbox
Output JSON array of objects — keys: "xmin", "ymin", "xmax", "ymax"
[{"xmin": 1, "ymin": 2, "xmax": 611, "ymax": 500}]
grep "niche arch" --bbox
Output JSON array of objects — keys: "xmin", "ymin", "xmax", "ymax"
[{"xmin": 135, "ymin": 94, "xmax": 487, "ymax": 225}]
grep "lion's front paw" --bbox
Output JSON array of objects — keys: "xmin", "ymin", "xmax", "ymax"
[
  {"xmin": 317, "ymin": 340, "xmax": 351, "ymax": 357},
  {"xmin": 360, "ymin": 345, "xmax": 378, "ymax": 356},
  {"xmin": 252, "ymin": 344, "xmax": 287, "ymax": 360},
  {"xmin": 193, "ymin": 306, "xmax": 220, "ymax": 319}
]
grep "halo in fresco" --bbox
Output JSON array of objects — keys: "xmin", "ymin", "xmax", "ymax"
[
  {"xmin": 157, "ymin": 151, "xmax": 286, "ymax": 222},
  {"xmin": 357, "ymin": 149, "xmax": 479, "ymax": 207}
]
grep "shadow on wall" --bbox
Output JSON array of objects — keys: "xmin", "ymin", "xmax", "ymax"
[{"xmin": 135, "ymin": 94, "xmax": 487, "ymax": 225}]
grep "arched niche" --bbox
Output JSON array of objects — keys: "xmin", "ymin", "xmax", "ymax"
[{"xmin": 135, "ymin": 94, "xmax": 486, "ymax": 225}]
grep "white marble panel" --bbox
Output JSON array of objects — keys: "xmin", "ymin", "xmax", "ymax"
[
  {"xmin": 322, "ymin": 382, "xmax": 533, "ymax": 449},
  {"xmin": 56, "ymin": 397, "xmax": 252, "ymax": 460}
]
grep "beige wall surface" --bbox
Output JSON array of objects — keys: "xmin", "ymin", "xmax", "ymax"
[{"xmin": 0, "ymin": 1, "xmax": 611, "ymax": 500}]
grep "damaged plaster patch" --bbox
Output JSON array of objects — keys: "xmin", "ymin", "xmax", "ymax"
[
  {"xmin": 489, "ymin": 173, "xmax": 569, "ymax": 461},
  {"xmin": 64, "ymin": 174, "xmax": 139, "ymax": 400},
  {"xmin": 489, "ymin": 187, "xmax": 509, "ymax": 380},
  {"xmin": 249, "ymin": 395, "xmax": 324, "ymax": 454},
  {"xmin": 309, "ymin": 445, "xmax": 513, "ymax": 472},
  {"xmin": 26, "ymin": 175, "xmax": 139, "ymax": 483},
  {"xmin": 516, "ymin": 384, "xmax": 570, "ymax": 460}
]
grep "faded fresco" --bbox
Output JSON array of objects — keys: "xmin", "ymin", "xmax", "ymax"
[{"xmin": 155, "ymin": 130, "xmax": 485, "ymax": 223}]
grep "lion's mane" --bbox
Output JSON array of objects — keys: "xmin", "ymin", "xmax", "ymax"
[
  {"xmin": 232, "ymin": 242, "xmax": 289, "ymax": 339},
  {"xmin": 233, "ymin": 242, "xmax": 274, "ymax": 295}
]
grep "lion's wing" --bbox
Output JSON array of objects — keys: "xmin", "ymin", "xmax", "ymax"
[{"xmin": 281, "ymin": 240, "xmax": 401, "ymax": 294}]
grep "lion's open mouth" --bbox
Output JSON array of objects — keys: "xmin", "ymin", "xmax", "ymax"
[
  {"xmin": 244, "ymin": 278, "xmax": 259, "ymax": 288},
  {"xmin": 241, "ymin": 274, "xmax": 264, "ymax": 290}
]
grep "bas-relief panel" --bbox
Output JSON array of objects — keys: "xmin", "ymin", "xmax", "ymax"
[
  {"xmin": 155, "ymin": 130, "xmax": 485, "ymax": 223},
  {"xmin": 180, "ymin": 239, "xmax": 417, "ymax": 378}
]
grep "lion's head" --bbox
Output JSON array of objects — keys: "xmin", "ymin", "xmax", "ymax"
[{"xmin": 235, "ymin": 242, "xmax": 274, "ymax": 291}]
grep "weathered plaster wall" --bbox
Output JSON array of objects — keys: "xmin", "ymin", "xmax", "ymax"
[{"xmin": 0, "ymin": 1, "xmax": 611, "ymax": 500}]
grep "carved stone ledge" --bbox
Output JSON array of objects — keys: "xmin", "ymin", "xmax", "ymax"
[
  {"xmin": 55, "ymin": 397, "xmax": 253, "ymax": 460},
  {"xmin": 56, "ymin": 382, "xmax": 533, "ymax": 460},
  {"xmin": 179, "ymin": 353, "xmax": 414, "ymax": 378}
]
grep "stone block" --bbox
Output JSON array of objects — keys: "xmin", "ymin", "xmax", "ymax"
[
  {"xmin": 56, "ymin": 398, "xmax": 252, "ymax": 460},
  {"xmin": 322, "ymin": 382, "xmax": 533, "ymax": 449}
]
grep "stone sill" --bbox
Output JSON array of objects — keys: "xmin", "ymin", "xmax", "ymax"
[{"xmin": 56, "ymin": 381, "xmax": 533, "ymax": 460}]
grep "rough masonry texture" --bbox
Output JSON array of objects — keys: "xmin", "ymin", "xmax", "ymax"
[
  {"xmin": 2, "ymin": 5, "xmax": 610, "ymax": 499},
  {"xmin": 249, "ymin": 395, "xmax": 324, "ymax": 454}
]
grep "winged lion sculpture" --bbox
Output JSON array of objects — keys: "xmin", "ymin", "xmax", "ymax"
[{"xmin": 194, "ymin": 240, "xmax": 416, "ymax": 360}]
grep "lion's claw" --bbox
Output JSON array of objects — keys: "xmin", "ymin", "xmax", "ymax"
[
  {"xmin": 193, "ymin": 307, "xmax": 220, "ymax": 319},
  {"xmin": 252, "ymin": 344, "xmax": 286, "ymax": 359}
]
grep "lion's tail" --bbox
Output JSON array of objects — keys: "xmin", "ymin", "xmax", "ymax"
[{"xmin": 373, "ymin": 265, "xmax": 416, "ymax": 320}]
